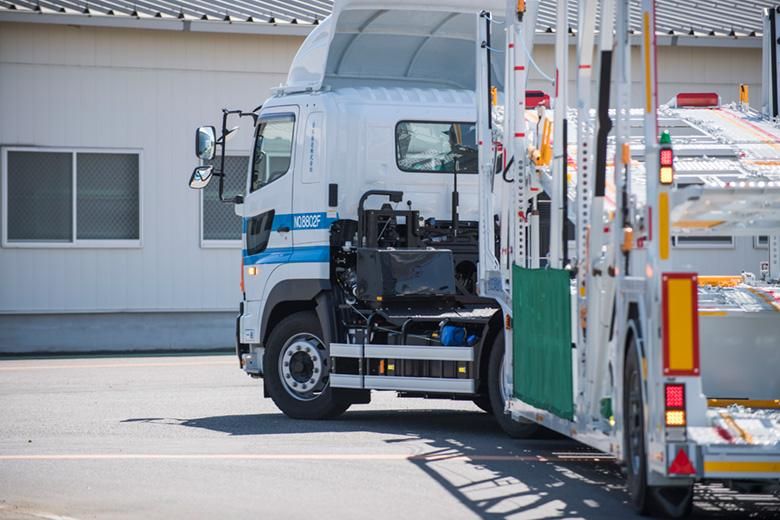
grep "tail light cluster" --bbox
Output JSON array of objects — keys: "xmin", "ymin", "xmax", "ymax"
[{"xmin": 665, "ymin": 383, "xmax": 686, "ymax": 427}]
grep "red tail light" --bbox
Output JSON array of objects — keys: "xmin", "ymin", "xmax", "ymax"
[
  {"xmin": 526, "ymin": 90, "xmax": 551, "ymax": 109},
  {"xmin": 665, "ymin": 383, "xmax": 686, "ymax": 427},
  {"xmin": 660, "ymin": 148, "xmax": 673, "ymax": 168},
  {"xmin": 676, "ymin": 92, "xmax": 719, "ymax": 108},
  {"xmin": 665, "ymin": 383, "xmax": 685, "ymax": 409}
]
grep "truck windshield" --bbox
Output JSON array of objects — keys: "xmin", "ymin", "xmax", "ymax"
[
  {"xmin": 395, "ymin": 121, "xmax": 477, "ymax": 174},
  {"xmin": 250, "ymin": 113, "xmax": 295, "ymax": 192}
]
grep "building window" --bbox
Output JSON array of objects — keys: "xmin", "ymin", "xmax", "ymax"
[
  {"xmin": 672, "ymin": 235, "xmax": 734, "ymax": 249},
  {"xmin": 202, "ymin": 154, "xmax": 247, "ymax": 244},
  {"xmin": 2, "ymin": 148, "xmax": 141, "ymax": 247},
  {"xmin": 754, "ymin": 235, "xmax": 769, "ymax": 249}
]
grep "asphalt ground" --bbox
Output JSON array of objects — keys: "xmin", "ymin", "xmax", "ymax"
[{"xmin": 0, "ymin": 354, "xmax": 778, "ymax": 520}]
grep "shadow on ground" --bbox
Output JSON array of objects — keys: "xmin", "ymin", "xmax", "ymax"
[{"xmin": 123, "ymin": 410, "xmax": 780, "ymax": 519}]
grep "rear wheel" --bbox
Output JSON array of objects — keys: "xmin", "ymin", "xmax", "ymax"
[
  {"xmin": 265, "ymin": 311, "xmax": 351, "ymax": 420},
  {"xmin": 488, "ymin": 332, "xmax": 538, "ymax": 438},
  {"xmin": 624, "ymin": 333, "xmax": 693, "ymax": 518},
  {"xmin": 472, "ymin": 395, "xmax": 493, "ymax": 414}
]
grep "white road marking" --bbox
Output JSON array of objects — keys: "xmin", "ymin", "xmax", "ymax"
[{"xmin": 0, "ymin": 453, "xmax": 613, "ymax": 462}]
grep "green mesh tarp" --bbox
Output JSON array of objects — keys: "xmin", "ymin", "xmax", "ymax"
[{"xmin": 512, "ymin": 265, "xmax": 574, "ymax": 420}]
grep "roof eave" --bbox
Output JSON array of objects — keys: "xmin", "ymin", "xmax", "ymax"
[
  {"xmin": 0, "ymin": 10, "xmax": 315, "ymax": 36},
  {"xmin": 0, "ymin": 10, "xmax": 763, "ymax": 47}
]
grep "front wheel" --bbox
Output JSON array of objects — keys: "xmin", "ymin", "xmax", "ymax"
[
  {"xmin": 264, "ymin": 311, "xmax": 351, "ymax": 420},
  {"xmin": 624, "ymin": 333, "xmax": 693, "ymax": 518},
  {"xmin": 488, "ymin": 333, "xmax": 538, "ymax": 438}
]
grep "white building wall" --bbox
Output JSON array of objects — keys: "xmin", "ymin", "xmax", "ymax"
[
  {"xmin": 0, "ymin": 20, "xmax": 767, "ymax": 351},
  {"xmin": 0, "ymin": 22, "xmax": 303, "ymax": 318}
]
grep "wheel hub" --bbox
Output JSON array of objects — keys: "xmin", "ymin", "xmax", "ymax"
[{"xmin": 279, "ymin": 335, "xmax": 326, "ymax": 399}]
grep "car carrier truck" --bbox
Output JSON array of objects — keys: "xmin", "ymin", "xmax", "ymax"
[{"xmin": 482, "ymin": 0, "xmax": 780, "ymax": 517}]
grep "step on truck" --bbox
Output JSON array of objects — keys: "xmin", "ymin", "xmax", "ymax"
[
  {"xmin": 187, "ymin": 0, "xmax": 533, "ymax": 434},
  {"xmin": 484, "ymin": 1, "xmax": 780, "ymax": 517}
]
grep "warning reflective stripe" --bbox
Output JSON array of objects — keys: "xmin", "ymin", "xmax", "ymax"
[
  {"xmin": 704, "ymin": 461, "xmax": 780, "ymax": 474},
  {"xmin": 659, "ymin": 192, "xmax": 670, "ymax": 260},
  {"xmin": 662, "ymin": 273, "xmax": 700, "ymax": 376}
]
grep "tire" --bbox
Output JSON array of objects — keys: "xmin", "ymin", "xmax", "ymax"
[
  {"xmin": 624, "ymin": 333, "xmax": 693, "ymax": 518},
  {"xmin": 488, "ymin": 332, "xmax": 538, "ymax": 438},
  {"xmin": 472, "ymin": 395, "xmax": 493, "ymax": 414},
  {"xmin": 264, "ymin": 311, "xmax": 351, "ymax": 420}
]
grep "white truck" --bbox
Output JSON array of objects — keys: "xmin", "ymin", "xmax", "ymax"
[{"xmin": 188, "ymin": 0, "xmax": 533, "ymax": 435}]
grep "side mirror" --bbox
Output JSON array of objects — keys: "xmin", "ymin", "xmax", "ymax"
[
  {"xmin": 195, "ymin": 126, "xmax": 216, "ymax": 160},
  {"xmin": 189, "ymin": 165, "xmax": 214, "ymax": 190}
]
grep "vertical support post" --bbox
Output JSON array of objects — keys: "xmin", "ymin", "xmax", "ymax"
[
  {"xmin": 550, "ymin": 0, "xmax": 569, "ymax": 269},
  {"xmin": 476, "ymin": 11, "xmax": 501, "ymax": 296},
  {"xmin": 582, "ymin": 0, "xmax": 616, "ymax": 422},
  {"xmin": 770, "ymin": 235, "xmax": 780, "ymax": 281},
  {"xmin": 574, "ymin": 0, "xmax": 598, "ymax": 349},
  {"xmin": 506, "ymin": 1, "xmax": 534, "ymax": 269},
  {"xmin": 765, "ymin": 7, "xmax": 780, "ymax": 118}
]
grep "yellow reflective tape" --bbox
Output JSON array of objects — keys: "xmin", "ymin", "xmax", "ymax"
[
  {"xmin": 643, "ymin": 13, "xmax": 653, "ymax": 113},
  {"xmin": 672, "ymin": 220, "xmax": 725, "ymax": 229},
  {"xmin": 698, "ymin": 310, "xmax": 728, "ymax": 317},
  {"xmin": 659, "ymin": 193, "xmax": 670, "ymax": 260},
  {"xmin": 704, "ymin": 461, "xmax": 780, "ymax": 474},
  {"xmin": 667, "ymin": 277, "xmax": 695, "ymax": 372},
  {"xmin": 709, "ymin": 399, "xmax": 780, "ymax": 409}
]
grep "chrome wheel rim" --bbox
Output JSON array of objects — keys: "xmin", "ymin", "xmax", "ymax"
[{"xmin": 278, "ymin": 333, "xmax": 328, "ymax": 401}]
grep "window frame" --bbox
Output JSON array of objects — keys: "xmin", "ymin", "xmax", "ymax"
[
  {"xmin": 200, "ymin": 151, "xmax": 248, "ymax": 249},
  {"xmin": 394, "ymin": 120, "xmax": 478, "ymax": 174},
  {"xmin": 1, "ymin": 146, "xmax": 143, "ymax": 249},
  {"xmin": 754, "ymin": 235, "xmax": 770, "ymax": 249},
  {"xmin": 249, "ymin": 112, "xmax": 297, "ymax": 194},
  {"xmin": 671, "ymin": 235, "xmax": 735, "ymax": 250}
]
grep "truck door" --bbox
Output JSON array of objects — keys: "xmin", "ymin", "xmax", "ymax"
[{"xmin": 242, "ymin": 106, "xmax": 298, "ymax": 299}]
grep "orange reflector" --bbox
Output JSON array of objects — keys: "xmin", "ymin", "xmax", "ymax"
[
  {"xmin": 379, "ymin": 360, "xmax": 385, "ymax": 375},
  {"xmin": 668, "ymin": 448, "xmax": 696, "ymax": 475},
  {"xmin": 505, "ymin": 314, "xmax": 512, "ymax": 330},
  {"xmin": 621, "ymin": 227, "xmax": 634, "ymax": 253},
  {"xmin": 662, "ymin": 273, "xmax": 700, "ymax": 376},
  {"xmin": 621, "ymin": 143, "xmax": 631, "ymax": 165},
  {"xmin": 659, "ymin": 193, "xmax": 670, "ymax": 260},
  {"xmin": 740, "ymin": 84, "xmax": 749, "ymax": 105},
  {"xmin": 660, "ymin": 166, "xmax": 674, "ymax": 185},
  {"xmin": 665, "ymin": 410, "xmax": 687, "ymax": 427},
  {"xmin": 240, "ymin": 258, "xmax": 245, "ymax": 293}
]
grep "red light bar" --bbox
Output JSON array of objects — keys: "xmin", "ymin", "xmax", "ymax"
[
  {"xmin": 660, "ymin": 148, "xmax": 673, "ymax": 168},
  {"xmin": 676, "ymin": 92, "xmax": 719, "ymax": 108},
  {"xmin": 526, "ymin": 90, "xmax": 551, "ymax": 109},
  {"xmin": 665, "ymin": 383, "xmax": 685, "ymax": 409}
]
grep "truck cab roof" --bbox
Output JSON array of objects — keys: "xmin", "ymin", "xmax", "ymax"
[{"xmin": 283, "ymin": 0, "xmax": 506, "ymax": 94}]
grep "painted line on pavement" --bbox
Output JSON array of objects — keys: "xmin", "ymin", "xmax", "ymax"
[
  {"xmin": 0, "ymin": 360, "xmax": 235, "ymax": 371},
  {"xmin": 0, "ymin": 453, "xmax": 614, "ymax": 462}
]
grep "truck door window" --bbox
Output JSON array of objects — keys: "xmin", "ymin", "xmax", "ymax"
[
  {"xmin": 395, "ymin": 121, "xmax": 477, "ymax": 174},
  {"xmin": 250, "ymin": 114, "xmax": 295, "ymax": 192}
]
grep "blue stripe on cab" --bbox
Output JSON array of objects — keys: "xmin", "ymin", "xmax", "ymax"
[{"xmin": 244, "ymin": 245, "xmax": 329, "ymax": 265}]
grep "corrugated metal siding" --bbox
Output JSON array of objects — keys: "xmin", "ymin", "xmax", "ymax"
[
  {"xmin": 0, "ymin": 22, "xmax": 304, "ymax": 313},
  {"xmin": 3, "ymin": 0, "xmax": 778, "ymax": 37}
]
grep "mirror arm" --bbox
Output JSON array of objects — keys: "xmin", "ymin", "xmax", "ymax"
[{"xmin": 215, "ymin": 106, "xmax": 262, "ymax": 204}]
